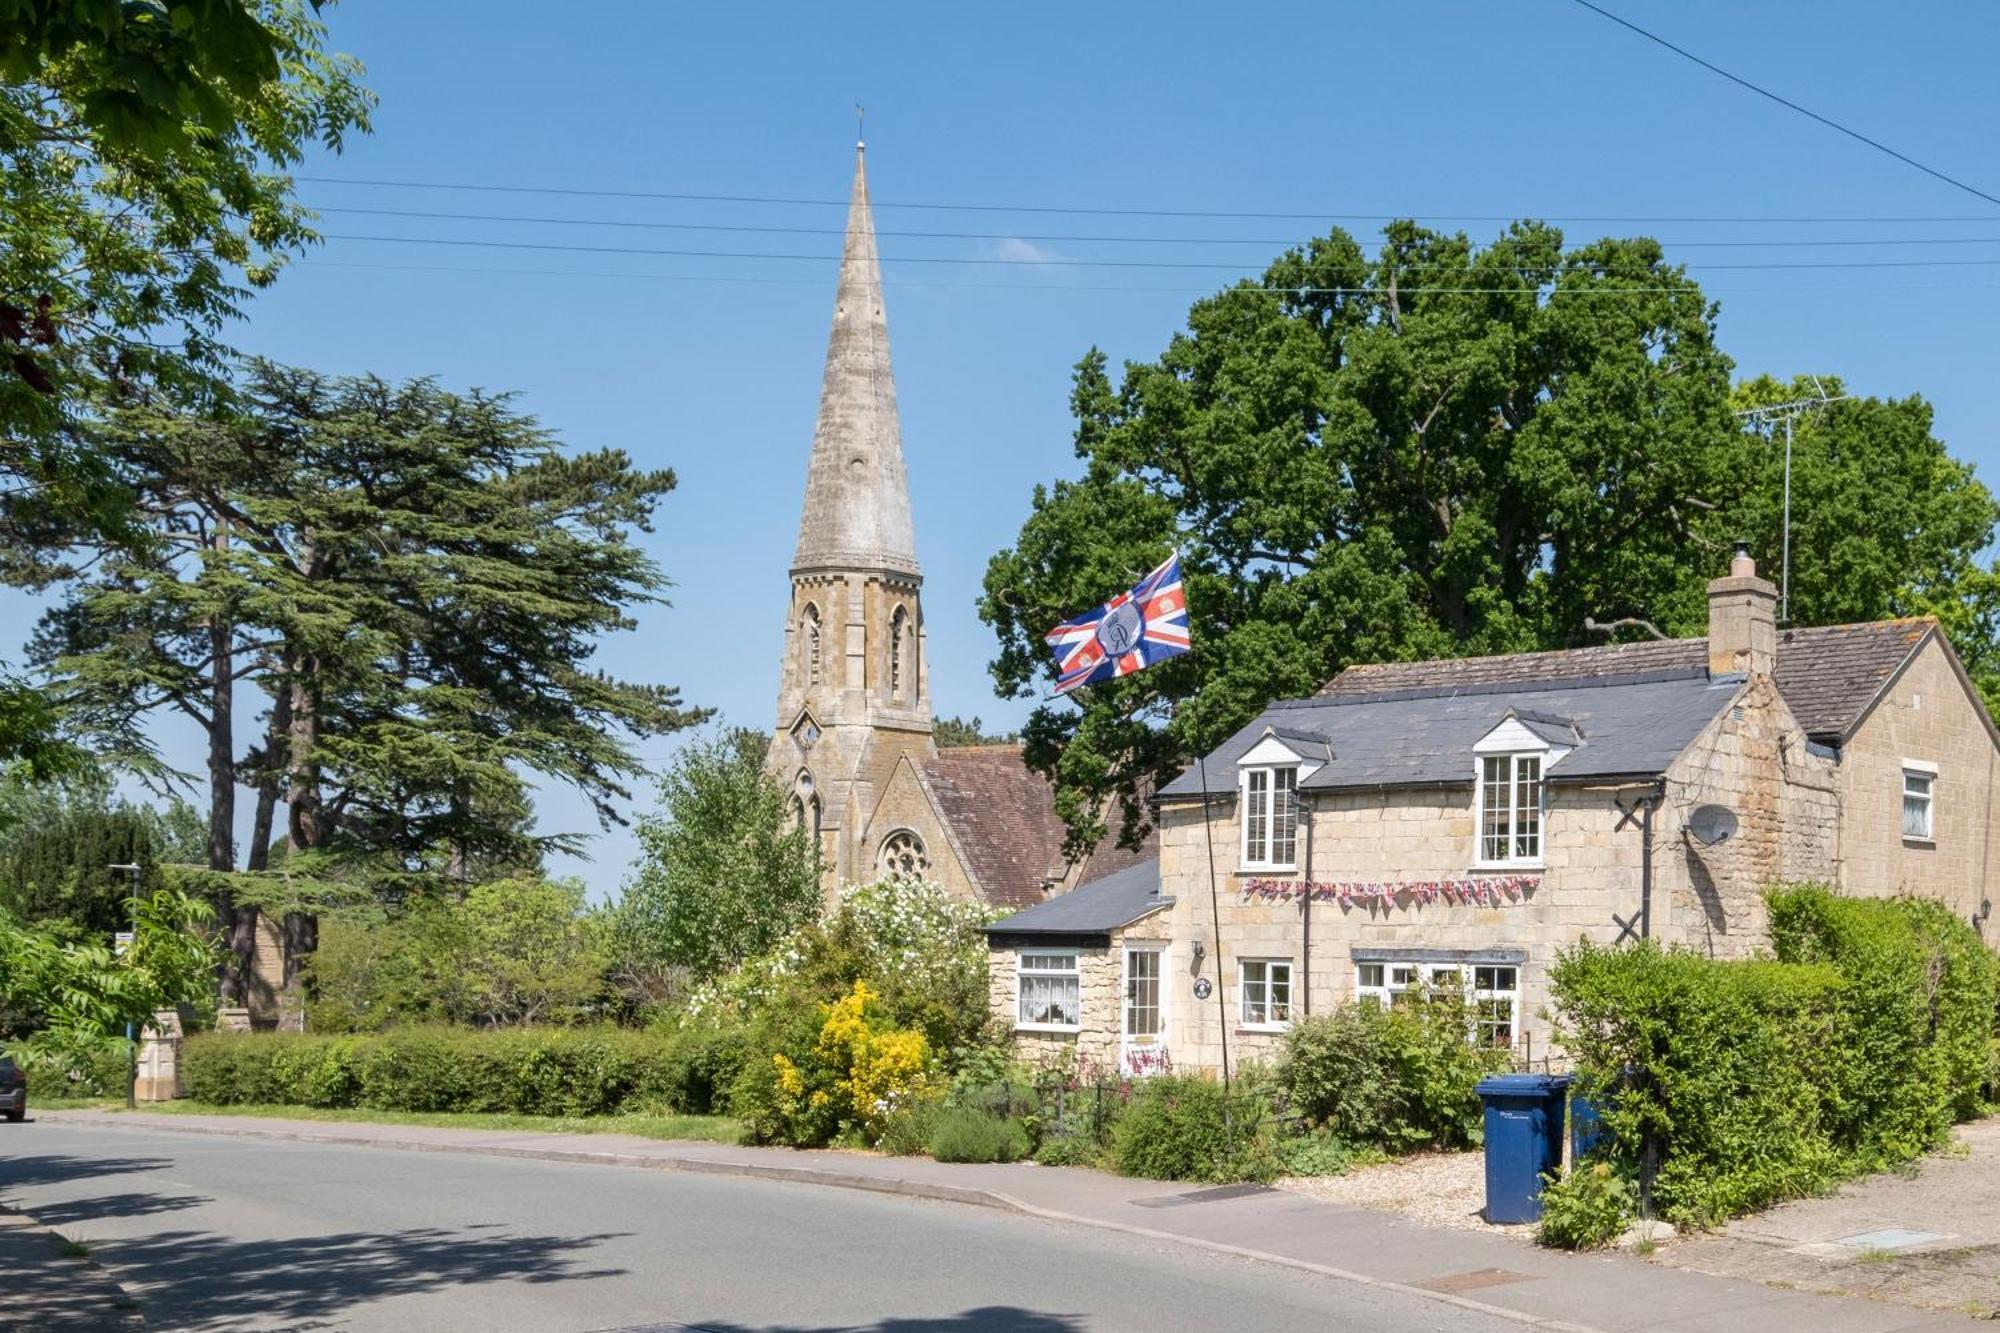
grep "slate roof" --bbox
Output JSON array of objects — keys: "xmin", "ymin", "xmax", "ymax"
[
  {"xmin": 1160, "ymin": 673, "xmax": 1741, "ymax": 799},
  {"xmin": 1161, "ymin": 618, "xmax": 1939, "ymax": 802},
  {"xmin": 918, "ymin": 746, "xmax": 1159, "ymax": 909},
  {"xmin": 1316, "ymin": 619, "xmax": 1934, "ymax": 742},
  {"xmin": 985, "ymin": 858, "xmax": 1167, "ymax": 937}
]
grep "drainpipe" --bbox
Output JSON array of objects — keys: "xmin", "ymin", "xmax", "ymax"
[
  {"xmin": 1640, "ymin": 780, "xmax": 1663, "ymax": 939},
  {"xmin": 1300, "ymin": 789, "xmax": 1315, "ymax": 1016}
]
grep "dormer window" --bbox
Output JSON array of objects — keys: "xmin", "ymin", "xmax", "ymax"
[
  {"xmin": 1471, "ymin": 711, "xmax": 1567, "ymax": 870},
  {"xmin": 1234, "ymin": 727, "xmax": 1324, "ymax": 873},
  {"xmin": 1478, "ymin": 754, "xmax": 1542, "ymax": 865},
  {"xmin": 1242, "ymin": 766, "xmax": 1298, "ymax": 870}
]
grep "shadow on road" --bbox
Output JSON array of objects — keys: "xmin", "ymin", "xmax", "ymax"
[
  {"xmin": 622, "ymin": 1311, "xmax": 1085, "ymax": 1332},
  {"xmin": 90, "ymin": 1223, "xmax": 632, "ymax": 1330},
  {"xmin": 0, "ymin": 1155, "xmax": 176, "ymax": 1191},
  {"xmin": 27, "ymin": 1191, "xmax": 209, "ymax": 1229}
]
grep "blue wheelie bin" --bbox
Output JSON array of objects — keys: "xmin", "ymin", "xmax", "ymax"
[{"xmin": 1476, "ymin": 1073, "xmax": 1571, "ymax": 1224}]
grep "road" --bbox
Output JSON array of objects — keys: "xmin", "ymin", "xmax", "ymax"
[{"xmin": 0, "ymin": 1122, "xmax": 1513, "ymax": 1333}]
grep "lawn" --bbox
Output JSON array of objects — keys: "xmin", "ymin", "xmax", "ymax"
[{"xmin": 55, "ymin": 1099, "xmax": 742, "ymax": 1143}]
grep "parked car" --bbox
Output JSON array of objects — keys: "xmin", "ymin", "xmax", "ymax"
[{"xmin": 0, "ymin": 1055, "xmax": 25, "ymax": 1122}]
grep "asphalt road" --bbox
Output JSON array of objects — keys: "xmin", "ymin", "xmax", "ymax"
[{"xmin": 0, "ymin": 1121, "xmax": 1516, "ymax": 1333}]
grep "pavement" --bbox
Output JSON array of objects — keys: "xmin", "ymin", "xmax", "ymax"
[
  {"xmin": 5, "ymin": 1108, "xmax": 1986, "ymax": 1332},
  {"xmin": 0, "ymin": 1202, "xmax": 142, "ymax": 1331},
  {"xmin": 1655, "ymin": 1115, "xmax": 2000, "ymax": 1318}
]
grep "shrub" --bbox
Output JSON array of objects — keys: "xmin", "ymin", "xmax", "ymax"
[
  {"xmin": 1110, "ymin": 1074, "xmax": 1277, "ymax": 1183},
  {"xmin": 1275, "ymin": 1128, "xmax": 1358, "ymax": 1178},
  {"xmin": 1552, "ymin": 890, "xmax": 1998, "ymax": 1230},
  {"xmin": 929, "ymin": 1106, "xmax": 1031, "ymax": 1163},
  {"xmin": 653, "ymin": 1021, "xmax": 750, "ymax": 1116},
  {"xmin": 1275, "ymin": 997, "xmax": 1506, "ymax": 1152},
  {"xmin": 876, "ymin": 1100, "xmax": 942, "ymax": 1156},
  {"xmin": 179, "ymin": 1026, "xmax": 719, "ymax": 1118},
  {"xmin": 1537, "ymin": 1162, "xmax": 1634, "ymax": 1250},
  {"xmin": 740, "ymin": 981, "xmax": 936, "ymax": 1148}
]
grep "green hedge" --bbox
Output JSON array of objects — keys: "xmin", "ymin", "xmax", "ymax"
[
  {"xmin": 181, "ymin": 1026, "xmax": 708, "ymax": 1118},
  {"xmin": 1551, "ymin": 885, "xmax": 1998, "ymax": 1228},
  {"xmin": 1274, "ymin": 997, "xmax": 1507, "ymax": 1151}
]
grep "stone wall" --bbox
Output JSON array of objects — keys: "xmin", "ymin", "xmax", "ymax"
[
  {"xmin": 1835, "ymin": 636, "xmax": 2000, "ymax": 925},
  {"xmin": 1655, "ymin": 672, "xmax": 1838, "ymax": 956},
  {"xmin": 1151, "ymin": 673, "xmax": 1858, "ymax": 1076},
  {"xmin": 988, "ymin": 938, "xmax": 1121, "ymax": 1070},
  {"xmin": 866, "ymin": 758, "xmax": 980, "ymax": 902}
]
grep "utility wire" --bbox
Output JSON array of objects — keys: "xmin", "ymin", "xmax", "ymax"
[
  {"xmin": 319, "ymin": 231, "xmax": 2000, "ymax": 273},
  {"xmin": 303, "ymin": 204, "xmax": 2000, "ymax": 250},
  {"xmin": 1567, "ymin": 0, "xmax": 2000, "ymax": 208},
  {"xmin": 295, "ymin": 174, "xmax": 2000, "ymax": 226},
  {"xmin": 298, "ymin": 258, "xmax": 2000, "ymax": 297}
]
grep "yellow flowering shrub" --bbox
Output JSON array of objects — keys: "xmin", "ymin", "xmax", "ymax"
[{"xmin": 755, "ymin": 980, "xmax": 935, "ymax": 1145}]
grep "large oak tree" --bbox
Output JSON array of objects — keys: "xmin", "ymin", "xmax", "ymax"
[{"xmin": 983, "ymin": 223, "xmax": 2000, "ymax": 850}]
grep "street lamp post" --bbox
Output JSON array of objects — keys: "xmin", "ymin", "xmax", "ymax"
[{"xmin": 108, "ymin": 861, "xmax": 142, "ymax": 1109}]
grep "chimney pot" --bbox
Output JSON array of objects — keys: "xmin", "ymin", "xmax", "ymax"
[{"xmin": 1708, "ymin": 548, "xmax": 1778, "ymax": 678}]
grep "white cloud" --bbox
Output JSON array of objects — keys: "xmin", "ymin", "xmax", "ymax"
[{"xmin": 984, "ymin": 237, "xmax": 1061, "ymax": 265}]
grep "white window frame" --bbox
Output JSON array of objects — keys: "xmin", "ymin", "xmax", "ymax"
[
  {"xmin": 1238, "ymin": 957, "xmax": 1294, "ymax": 1030},
  {"xmin": 1122, "ymin": 943, "xmax": 1168, "ymax": 1049},
  {"xmin": 1240, "ymin": 765, "xmax": 1299, "ymax": 871},
  {"xmin": 1473, "ymin": 752, "xmax": 1545, "ymax": 868},
  {"xmin": 1903, "ymin": 759, "xmax": 1937, "ymax": 843},
  {"xmin": 1356, "ymin": 957, "xmax": 1521, "ymax": 1050},
  {"xmin": 1470, "ymin": 963, "xmax": 1521, "ymax": 1050},
  {"xmin": 1015, "ymin": 949, "xmax": 1082, "ymax": 1033}
]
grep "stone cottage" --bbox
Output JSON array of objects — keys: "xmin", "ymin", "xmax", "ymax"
[{"xmin": 986, "ymin": 548, "xmax": 2000, "ymax": 1077}]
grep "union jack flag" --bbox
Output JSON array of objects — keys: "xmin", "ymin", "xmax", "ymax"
[{"xmin": 1045, "ymin": 553, "xmax": 1191, "ymax": 696}]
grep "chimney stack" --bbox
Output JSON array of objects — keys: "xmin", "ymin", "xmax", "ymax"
[{"xmin": 1707, "ymin": 543, "xmax": 1778, "ymax": 678}]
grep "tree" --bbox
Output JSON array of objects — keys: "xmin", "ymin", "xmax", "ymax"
[
  {"xmin": 983, "ymin": 223, "xmax": 1738, "ymax": 850},
  {"xmin": 0, "ymin": 2, "xmax": 371, "ymax": 766},
  {"xmin": 304, "ymin": 877, "xmax": 610, "ymax": 1029},
  {"xmin": 983, "ymin": 223, "xmax": 2000, "ymax": 847},
  {"xmin": 617, "ymin": 728, "xmax": 822, "ymax": 984},
  {"xmin": 28, "ymin": 360, "xmax": 705, "ymax": 881},
  {"xmin": 0, "ymin": 761, "xmax": 206, "ymax": 932},
  {"xmin": 1727, "ymin": 376, "xmax": 2000, "ymax": 710},
  {"xmin": 933, "ymin": 715, "xmax": 1018, "ymax": 748},
  {"xmin": 0, "ymin": 884, "xmax": 216, "ymax": 1082}
]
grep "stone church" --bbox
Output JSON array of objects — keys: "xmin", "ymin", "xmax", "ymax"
[{"xmin": 766, "ymin": 143, "xmax": 1148, "ymax": 908}]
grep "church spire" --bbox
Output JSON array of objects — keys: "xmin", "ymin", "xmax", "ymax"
[{"xmin": 791, "ymin": 141, "xmax": 920, "ymax": 579}]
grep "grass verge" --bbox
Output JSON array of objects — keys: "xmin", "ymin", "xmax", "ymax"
[{"xmin": 70, "ymin": 1099, "xmax": 742, "ymax": 1144}]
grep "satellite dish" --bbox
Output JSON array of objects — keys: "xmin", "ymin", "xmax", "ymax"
[{"xmin": 1688, "ymin": 804, "xmax": 1738, "ymax": 847}]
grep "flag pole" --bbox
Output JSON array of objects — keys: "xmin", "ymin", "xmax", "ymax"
[{"xmin": 1193, "ymin": 729, "xmax": 1232, "ymax": 1096}]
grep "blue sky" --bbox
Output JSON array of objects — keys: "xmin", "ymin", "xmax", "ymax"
[{"xmin": 11, "ymin": 1, "xmax": 2000, "ymax": 897}]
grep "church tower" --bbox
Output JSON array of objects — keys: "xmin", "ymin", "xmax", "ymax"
[{"xmin": 772, "ymin": 140, "xmax": 935, "ymax": 893}]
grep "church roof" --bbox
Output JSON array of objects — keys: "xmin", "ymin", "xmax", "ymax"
[
  {"xmin": 917, "ymin": 745, "xmax": 1158, "ymax": 909},
  {"xmin": 791, "ymin": 142, "xmax": 921, "ymax": 579}
]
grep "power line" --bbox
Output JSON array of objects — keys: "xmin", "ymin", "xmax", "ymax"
[
  {"xmin": 297, "ymin": 258, "xmax": 2000, "ymax": 298},
  {"xmin": 318, "ymin": 231, "xmax": 2000, "ymax": 273},
  {"xmin": 303, "ymin": 205, "xmax": 2000, "ymax": 251},
  {"xmin": 1567, "ymin": 0, "xmax": 2000, "ymax": 208},
  {"xmin": 295, "ymin": 174, "xmax": 2000, "ymax": 225}
]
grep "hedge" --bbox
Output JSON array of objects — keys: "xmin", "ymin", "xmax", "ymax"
[
  {"xmin": 1551, "ymin": 885, "xmax": 1998, "ymax": 1228},
  {"xmin": 181, "ymin": 1026, "xmax": 724, "ymax": 1118}
]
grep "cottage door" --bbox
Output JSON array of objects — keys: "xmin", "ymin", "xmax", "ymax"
[{"xmin": 1122, "ymin": 945, "xmax": 1166, "ymax": 1075}]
